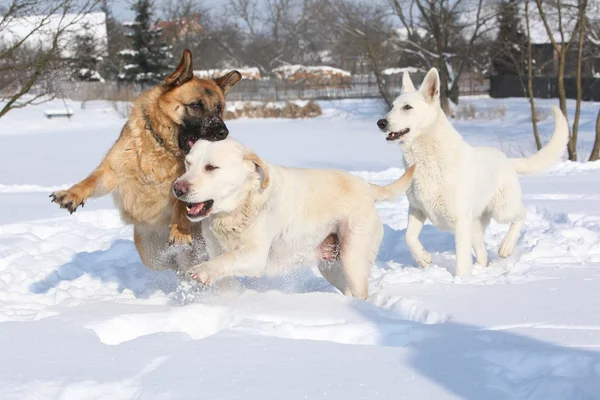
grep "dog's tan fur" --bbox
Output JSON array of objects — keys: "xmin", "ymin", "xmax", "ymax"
[{"xmin": 51, "ymin": 50, "xmax": 241, "ymax": 270}]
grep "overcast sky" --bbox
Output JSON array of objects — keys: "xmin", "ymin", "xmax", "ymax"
[{"xmin": 109, "ymin": 0, "xmax": 226, "ymax": 21}]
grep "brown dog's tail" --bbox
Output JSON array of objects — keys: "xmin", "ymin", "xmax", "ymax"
[{"xmin": 370, "ymin": 165, "xmax": 415, "ymax": 202}]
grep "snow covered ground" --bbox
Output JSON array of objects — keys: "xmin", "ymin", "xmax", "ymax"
[{"xmin": 0, "ymin": 96, "xmax": 599, "ymax": 399}]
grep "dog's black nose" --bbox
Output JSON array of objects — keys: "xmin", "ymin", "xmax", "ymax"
[
  {"xmin": 377, "ymin": 119, "xmax": 388, "ymax": 130},
  {"xmin": 173, "ymin": 180, "xmax": 188, "ymax": 197},
  {"xmin": 215, "ymin": 126, "xmax": 229, "ymax": 140}
]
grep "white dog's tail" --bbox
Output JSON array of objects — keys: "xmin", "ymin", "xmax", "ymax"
[
  {"xmin": 511, "ymin": 106, "xmax": 569, "ymax": 175},
  {"xmin": 370, "ymin": 165, "xmax": 415, "ymax": 202}
]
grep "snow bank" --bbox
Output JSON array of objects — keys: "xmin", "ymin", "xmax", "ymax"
[
  {"xmin": 382, "ymin": 67, "xmax": 422, "ymax": 75},
  {"xmin": 194, "ymin": 67, "xmax": 261, "ymax": 80},
  {"xmin": 272, "ymin": 65, "xmax": 352, "ymax": 84},
  {"xmin": 224, "ymin": 100, "xmax": 321, "ymax": 119},
  {"xmin": 1, "ymin": 97, "xmax": 600, "ymax": 399}
]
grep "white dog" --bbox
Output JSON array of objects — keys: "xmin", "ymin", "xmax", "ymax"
[
  {"xmin": 172, "ymin": 138, "xmax": 415, "ymax": 299},
  {"xmin": 377, "ymin": 68, "xmax": 569, "ymax": 276}
]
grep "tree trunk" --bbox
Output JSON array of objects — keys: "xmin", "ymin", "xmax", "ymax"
[
  {"xmin": 449, "ymin": 83, "xmax": 459, "ymax": 107},
  {"xmin": 373, "ymin": 69, "xmax": 393, "ymax": 109},
  {"xmin": 526, "ymin": 78, "xmax": 541, "ymax": 150},
  {"xmin": 589, "ymin": 109, "xmax": 600, "ymax": 161},
  {"xmin": 556, "ymin": 52, "xmax": 568, "ymax": 120},
  {"xmin": 557, "ymin": 51, "xmax": 576, "ymax": 161},
  {"xmin": 439, "ymin": 93, "xmax": 450, "ymax": 116},
  {"xmin": 525, "ymin": 0, "xmax": 541, "ymax": 150},
  {"xmin": 437, "ymin": 61, "xmax": 451, "ymax": 115},
  {"xmin": 571, "ymin": 2, "xmax": 587, "ymax": 163},
  {"xmin": 365, "ymin": 42, "xmax": 393, "ymax": 108}
]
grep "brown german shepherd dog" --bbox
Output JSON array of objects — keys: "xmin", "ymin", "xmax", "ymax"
[{"xmin": 50, "ymin": 49, "xmax": 242, "ymax": 270}]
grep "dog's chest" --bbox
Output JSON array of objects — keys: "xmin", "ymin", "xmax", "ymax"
[
  {"xmin": 113, "ymin": 152, "xmax": 181, "ymax": 226},
  {"xmin": 405, "ymin": 142, "xmax": 458, "ymax": 229},
  {"xmin": 409, "ymin": 177, "xmax": 455, "ymax": 229},
  {"xmin": 205, "ymin": 221, "xmax": 243, "ymax": 255}
]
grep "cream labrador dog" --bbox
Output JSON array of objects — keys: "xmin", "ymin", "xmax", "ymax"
[
  {"xmin": 377, "ymin": 68, "xmax": 569, "ymax": 276},
  {"xmin": 173, "ymin": 138, "xmax": 415, "ymax": 299}
]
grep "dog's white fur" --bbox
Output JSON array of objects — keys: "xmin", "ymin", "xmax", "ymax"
[
  {"xmin": 380, "ymin": 68, "xmax": 569, "ymax": 276},
  {"xmin": 174, "ymin": 138, "xmax": 415, "ymax": 299}
]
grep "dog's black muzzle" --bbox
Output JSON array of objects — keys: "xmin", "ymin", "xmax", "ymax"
[{"xmin": 178, "ymin": 114, "xmax": 229, "ymax": 153}]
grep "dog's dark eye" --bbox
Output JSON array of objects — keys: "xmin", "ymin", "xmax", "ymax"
[
  {"xmin": 215, "ymin": 103, "xmax": 222, "ymax": 114},
  {"xmin": 403, "ymin": 104, "xmax": 413, "ymax": 110},
  {"xmin": 205, "ymin": 164, "xmax": 219, "ymax": 172},
  {"xmin": 188, "ymin": 101, "xmax": 204, "ymax": 110}
]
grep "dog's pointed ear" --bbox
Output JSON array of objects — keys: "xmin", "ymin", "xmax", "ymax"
[
  {"xmin": 244, "ymin": 151, "xmax": 270, "ymax": 189},
  {"xmin": 402, "ymin": 71, "xmax": 416, "ymax": 92},
  {"xmin": 165, "ymin": 49, "xmax": 194, "ymax": 87},
  {"xmin": 419, "ymin": 68, "xmax": 440, "ymax": 102},
  {"xmin": 214, "ymin": 71, "xmax": 242, "ymax": 95}
]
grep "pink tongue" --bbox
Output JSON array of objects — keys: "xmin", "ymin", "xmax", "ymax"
[
  {"xmin": 189, "ymin": 202, "xmax": 205, "ymax": 215},
  {"xmin": 188, "ymin": 139, "xmax": 195, "ymax": 148}
]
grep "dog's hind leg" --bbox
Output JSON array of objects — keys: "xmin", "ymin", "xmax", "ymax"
[
  {"xmin": 491, "ymin": 184, "xmax": 527, "ymax": 259},
  {"xmin": 318, "ymin": 259, "xmax": 348, "ymax": 295},
  {"xmin": 455, "ymin": 217, "xmax": 473, "ymax": 276},
  {"xmin": 134, "ymin": 226, "xmax": 176, "ymax": 270},
  {"xmin": 472, "ymin": 214, "xmax": 490, "ymax": 267},
  {"xmin": 406, "ymin": 207, "xmax": 432, "ymax": 268},
  {"xmin": 316, "ymin": 234, "xmax": 349, "ymax": 294},
  {"xmin": 499, "ymin": 205, "xmax": 526, "ymax": 258},
  {"xmin": 336, "ymin": 213, "xmax": 383, "ymax": 300}
]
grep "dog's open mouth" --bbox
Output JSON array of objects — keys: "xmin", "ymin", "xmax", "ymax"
[
  {"xmin": 186, "ymin": 200, "xmax": 214, "ymax": 219},
  {"xmin": 386, "ymin": 128, "xmax": 410, "ymax": 141},
  {"xmin": 179, "ymin": 136, "xmax": 201, "ymax": 153}
]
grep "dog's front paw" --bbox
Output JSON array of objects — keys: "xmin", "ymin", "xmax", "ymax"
[
  {"xmin": 168, "ymin": 224, "xmax": 192, "ymax": 246},
  {"xmin": 188, "ymin": 263, "xmax": 219, "ymax": 286},
  {"xmin": 455, "ymin": 263, "xmax": 471, "ymax": 277},
  {"xmin": 49, "ymin": 189, "xmax": 85, "ymax": 214},
  {"xmin": 413, "ymin": 251, "xmax": 432, "ymax": 268},
  {"xmin": 498, "ymin": 238, "xmax": 515, "ymax": 258},
  {"xmin": 475, "ymin": 252, "xmax": 489, "ymax": 267}
]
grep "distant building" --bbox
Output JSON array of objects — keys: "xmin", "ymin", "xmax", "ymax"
[
  {"xmin": 518, "ymin": 5, "xmax": 598, "ymax": 77},
  {"xmin": 156, "ymin": 14, "xmax": 205, "ymax": 43}
]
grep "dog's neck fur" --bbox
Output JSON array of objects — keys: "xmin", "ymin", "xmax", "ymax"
[
  {"xmin": 208, "ymin": 178, "xmax": 269, "ymax": 243},
  {"xmin": 133, "ymin": 87, "xmax": 182, "ymax": 158},
  {"xmin": 401, "ymin": 104, "xmax": 463, "ymax": 174}
]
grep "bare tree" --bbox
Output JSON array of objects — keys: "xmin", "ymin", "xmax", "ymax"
[
  {"xmin": 0, "ymin": 0, "xmax": 99, "ymax": 118},
  {"xmin": 99, "ymin": 0, "xmax": 127, "ymax": 80},
  {"xmin": 535, "ymin": 0, "xmax": 588, "ymax": 161},
  {"xmin": 162, "ymin": 0, "xmax": 212, "ymax": 67},
  {"xmin": 224, "ymin": 0, "xmax": 291, "ymax": 72},
  {"xmin": 222, "ymin": 0, "xmax": 330, "ymax": 73},
  {"xmin": 587, "ymin": 5, "xmax": 600, "ymax": 161},
  {"xmin": 525, "ymin": 0, "xmax": 542, "ymax": 150},
  {"xmin": 571, "ymin": 0, "xmax": 587, "ymax": 161},
  {"xmin": 486, "ymin": 0, "xmax": 543, "ymax": 149},
  {"xmin": 391, "ymin": 0, "xmax": 496, "ymax": 113},
  {"xmin": 490, "ymin": 0, "xmax": 526, "ymax": 76},
  {"xmin": 591, "ymin": 109, "xmax": 600, "ymax": 162},
  {"xmin": 328, "ymin": 0, "xmax": 395, "ymax": 107}
]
